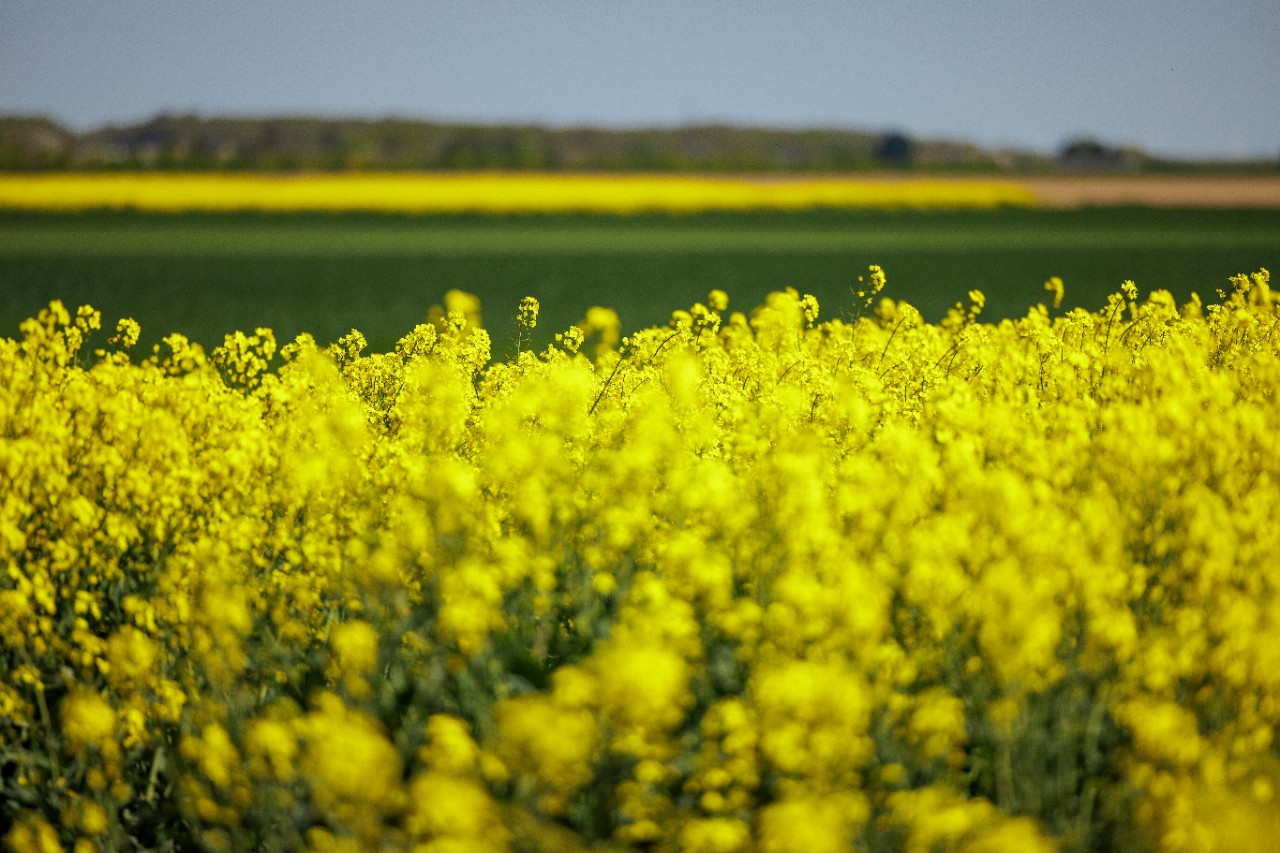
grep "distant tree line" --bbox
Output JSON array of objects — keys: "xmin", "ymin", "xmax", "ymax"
[
  {"xmin": 0, "ymin": 114, "xmax": 1028, "ymax": 172},
  {"xmin": 0, "ymin": 114, "xmax": 1274, "ymax": 173}
]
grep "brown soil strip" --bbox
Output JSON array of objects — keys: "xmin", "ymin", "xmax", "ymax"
[{"xmin": 1017, "ymin": 176, "xmax": 1280, "ymax": 209}]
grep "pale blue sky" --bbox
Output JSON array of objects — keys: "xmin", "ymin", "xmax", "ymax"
[{"xmin": 1, "ymin": 0, "xmax": 1277, "ymax": 159}]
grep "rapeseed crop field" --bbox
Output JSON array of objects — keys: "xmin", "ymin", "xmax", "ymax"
[
  {"xmin": 2, "ymin": 266, "xmax": 1279, "ymax": 852},
  {"xmin": 3, "ymin": 205, "xmax": 1278, "ymax": 359},
  {"xmin": 0, "ymin": 173, "xmax": 1039, "ymax": 215}
]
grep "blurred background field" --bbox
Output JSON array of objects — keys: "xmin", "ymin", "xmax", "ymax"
[
  {"xmin": 0, "ymin": 171, "xmax": 1040, "ymax": 213},
  {"xmin": 3, "ymin": 98, "xmax": 1277, "ymax": 362},
  {"xmin": 2, "ymin": 203, "xmax": 1277, "ymax": 357}
]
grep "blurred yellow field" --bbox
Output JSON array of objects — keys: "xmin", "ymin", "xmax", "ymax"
[{"xmin": 0, "ymin": 172, "xmax": 1040, "ymax": 213}]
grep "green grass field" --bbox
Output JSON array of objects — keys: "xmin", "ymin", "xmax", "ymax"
[{"xmin": 1, "ymin": 207, "xmax": 1277, "ymax": 357}]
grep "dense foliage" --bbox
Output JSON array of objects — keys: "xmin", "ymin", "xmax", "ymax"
[
  {"xmin": 8, "ymin": 114, "xmax": 1275, "ymax": 174},
  {"xmin": 1, "ymin": 268, "xmax": 1278, "ymax": 852},
  {"xmin": 0, "ymin": 115, "xmax": 1021, "ymax": 173}
]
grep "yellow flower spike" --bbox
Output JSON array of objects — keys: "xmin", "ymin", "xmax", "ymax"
[
  {"xmin": 404, "ymin": 771, "xmax": 510, "ymax": 849},
  {"xmin": 78, "ymin": 802, "xmax": 109, "ymax": 837},
  {"xmin": 679, "ymin": 816, "xmax": 750, "ymax": 853},
  {"xmin": 493, "ymin": 693, "xmax": 600, "ymax": 814},
  {"xmin": 419, "ymin": 714, "xmax": 481, "ymax": 776},
  {"xmin": 108, "ymin": 317, "xmax": 141, "ymax": 349},
  {"xmin": 444, "ymin": 288, "xmax": 485, "ymax": 332},
  {"xmin": 759, "ymin": 795, "xmax": 868, "ymax": 853},
  {"xmin": 296, "ymin": 693, "xmax": 404, "ymax": 833},
  {"xmin": 591, "ymin": 571, "xmax": 618, "ymax": 595},
  {"xmin": 245, "ymin": 718, "xmax": 298, "ymax": 784},
  {"xmin": 1044, "ymin": 275, "xmax": 1065, "ymax": 309},
  {"xmin": 556, "ymin": 324, "xmax": 586, "ymax": 354},
  {"xmin": 329, "ymin": 619, "xmax": 379, "ymax": 674},
  {"xmin": 906, "ymin": 687, "xmax": 969, "ymax": 765},
  {"xmin": 105, "ymin": 626, "xmax": 158, "ymax": 693},
  {"xmin": 5, "ymin": 813, "xmax": 62, "ymax": 853},
  {"xmin": 592, "ymin": 640, "xmax": 690, "ymax": 735},
  {"xmin": 517, "ymin": 296, "xmax": 540, "ymax": 330},
  {"xmin": 60, "ymin": 690, "xmax": 117, "ymax": 753},
  {"xmin": 752, "ymin": 659, "xmax": 874, "ymax": 786}
]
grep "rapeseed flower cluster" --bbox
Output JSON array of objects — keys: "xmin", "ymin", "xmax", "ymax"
[{"xmin": 1, "ymin": 267, "xmax": 1278, "ymax": 852}]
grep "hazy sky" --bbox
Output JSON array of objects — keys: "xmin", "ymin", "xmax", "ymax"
[{"xmin": 2, "ymin": 0, "xmax": 1277, "ymax": 159}]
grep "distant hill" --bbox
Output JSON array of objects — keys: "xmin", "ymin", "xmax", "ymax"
[{"xmin": 0, "ymin": 114, "xmax": 1274, "ymax": 174}]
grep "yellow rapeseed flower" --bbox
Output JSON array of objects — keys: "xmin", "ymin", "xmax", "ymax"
[
  {"xmin": 2, "ymin": 268, "xmax": 1278, "ymax": 851},
  {"xmin": 61, "ymin": 690, "xmax": 116, "ymax": 752}
]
